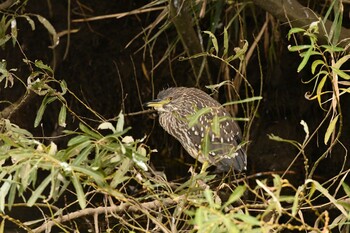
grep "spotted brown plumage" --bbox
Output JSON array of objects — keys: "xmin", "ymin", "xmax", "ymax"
[{"xmin": 145, "ymin": 87, "xmax": 247, "ymax": 172}]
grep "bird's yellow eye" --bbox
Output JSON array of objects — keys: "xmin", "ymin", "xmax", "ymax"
[{"xmin": 167, "ymin": 97, "xmax": 173, "ymax": 101}]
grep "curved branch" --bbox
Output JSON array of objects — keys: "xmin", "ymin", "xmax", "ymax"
[
  {"xmin": 0, "ymin": 0, "xmax": 16, "ymax": 10},
  {"xmin": 32, "ymin": 198, "xmax": 175, "ymax": 233},
  {"xmin": 253, "ymin": 0, "xmax": 350, "ymax": 46}
]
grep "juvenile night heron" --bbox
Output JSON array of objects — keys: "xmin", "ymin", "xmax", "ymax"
[{"xmin": 145, "ymin": 87, "xmax": 247, "ymax": 172}]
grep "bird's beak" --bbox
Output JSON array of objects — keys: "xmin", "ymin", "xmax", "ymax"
[{"xmin": 143, "ymin": 98, "xmax": 170, "ymax": 109}]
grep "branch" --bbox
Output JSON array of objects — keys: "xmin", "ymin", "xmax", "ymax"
[
  {"xmin": 32, "ymin": 198, "xmax": 175, "ymax": 233},
  {"xmin": 168, "ymin": 0, "xmax": 209, "ymax": 85},
  {"xmin": 253, "ymin": 0, "xmax": 350, "ymax": 46},
  {"xmin": 0, "ymin": 0, "xmax": 16, "ymax": 10}
]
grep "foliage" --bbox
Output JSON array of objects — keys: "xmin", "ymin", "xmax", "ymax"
[{"xmin": 1, "ymin": 0, "xmax": 350, "ymax": 232}]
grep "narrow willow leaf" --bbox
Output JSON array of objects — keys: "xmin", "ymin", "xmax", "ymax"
[
  {"xmin": 287, "ymin": 27, "xmax": 306, "ymax": 39},
  {"xmin": 324, "ymin": 115, "xmax": 339, "ymax": 145},
  {"xmin": 334, "ymin": 55, "xmax": 350, "ymax": 69},
  {"xmin": 316, "ymin": 75, "xmax": 327, "ymax": 107},
  {"xmin": 71, "ymin": 165, "xmax": 105, "ymax": 186},
  {"xmin": 36, "ymin": 15, "xmax": 59, "ymax": 48},
  {"xmin": 116, "ymin": 111, "xmax": 124, "ymax": 132},
  {"xmin": 79, "ymin": 123, "xmax": 101, "ymax": 139},
  {"xmin": 132, "ymin": 152, "xmax": 148, "ymax": 171},
  {"xmin": 60, "ymin": 80, "xmax": 67, "ymax": 95},
  {"xmin": 201, "ymin": 130, "xmax": 210, "ymax": 158},
  {"xmin": 256, "ymin": 179, "xmax": 282, "ymax": 214},
  {"xmin": 232, "ymin": 213, "xmax": 260, "ymax": 226},
  {"xmin": 231, "ymin": 41, "xmax": 248, "ymax": 61},
  {"xmin": 98, "ymin": 122, "xmax": 115, "ymax": 133},
  {"xmin": 306, "ymin": 179, "xmax": 348, "ymax": 217},
  {"xmin": 292, "ymin": 186, "xmax": 304, "ymax": 217},
  {"xmin": 10, "ymin": 19, "xmax": 17, "ymax": 47},
  {"xmin": 332, "ymin": 67, "xmax": 350, "ymax": 80},
  {"xmin": 34, "ymin": 60, "xmax": 53, "ymax": 74},
  {"xmin": 66, "ymin": 140, "xmax": 91, "ymax": 159},
  {"xmin": 34, "ymin": 96, "xmax": 57, "ymax": 128},
  {"xmin": 0, "ymin": 176, "xmax": 12, "ymax": 212},
  {"xmin": 311, "ymin": 60, "xmax": 325, "ymax": 75},
  {"xmin": 342, "ymin": 182, "xmax": 350, "ymax": 197},
  {"xmin": 0, "ymin": 35, "xmax": 11, "ymax": 47},
  {"xmin": 204, "ymin": 189, "xmax": 219, "ymax": 209},
  {"xmin": 223, "ymin": 185, "xmax": 246, "ymax": 209},
  {"xmin": 222, "ymin": 96, "xmax": 262, "ymax": 106},
  {"xmin": 203, "ymin": 31, "xmax": 219, "ymax": 54},
  {"xmin": 72, "ymin": 144, "xmax": 93, "ymax": 165},
  {"xmin": 22, "ymin": 15, "xmax": 35, "ymax": 30},
  {"xmin": 211, "ymin": 114, "xmax": 220, "ymax": 137},
  {"xmin": 187, "ymin": 107, "xmax": 211, "ymax": 128},
  {"xmin": 287, "ymin": 44, "xmax": 311, "ymax": 52},
  {"xmin": 111, "ymin": 158, "xmax": 132, "ymax": 188},
  {"xmin": 27, "ymin": 174, "xmax": 52, "ymax": 206},
  {"xmin": 67, "ymin": 135, "xmax": 90, "ymax": 146},
  {"xmin": 58, "ymin": 105, "xmax": 67, "ymax": 127},
  {"xmin": 71, "ymin": 173, "xmax": 86, "ymax": 209},
  {"xmin": 297, "ymin": 47, "xmax": 313, "ymax": 72},
  {"xmin": 223, "ymin": 27, "xmax": 229, "ymax": 57}
]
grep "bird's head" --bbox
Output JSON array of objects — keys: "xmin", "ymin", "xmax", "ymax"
[{"xmin": 144, "ymin": 87, "xmax": 186, "ymax": 113}]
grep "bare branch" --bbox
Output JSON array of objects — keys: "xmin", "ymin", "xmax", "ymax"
[
  {"xmin": 253, "ymin": 0, "xmax": 350, "ymax": 46},
  {"xmin": 32, "ymin": 198, "xmax": 175, "ymax": 233}
]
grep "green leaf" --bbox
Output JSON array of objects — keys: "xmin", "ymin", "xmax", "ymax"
[
  {"xmin": 34, "ymin": 60, "xmax": 53, "ymax": 74},
  {"xmin": 187, "ymin": 107, "xmax": 212, "ymax": 128},
  {"xmin": 27, "ymin": 174, "xmax": 52, "ymax": 206},
  {"xmin": 333, "ymin": 55, "xmax": 350, "ymax": 69},
  {"xmin": 342, "ymin": 182, "xmax": 350, "ymax": 197},
  {"xmin": 34, "ymin": 96, "xmax": 57, "ymax": 127},
  {"xmin": 297, "ymin": 47, "xmax": 313, "ymax": 72},
  {"xmin": 320, "ymin": 45, "xmax": 344, "ymax": 53},
  {"xmin": 232, "ymin": 213, "xmax": 260, "ymax": 226},
  {"xmin": 316, "ymin": 75, "xmax": 328, "ymax": 107},
  {"xmin": 201, "ymin": 130, "xmax": 210, "ymax": 158},
  {"xmin": 333, "ymin": 68, "xmax": 350, "ymax": 80},
  {"xmin": 71, "ymin": 173, "xmax": 86, "ymax": 209},
  {"xmin": 0, "ymin": 175, "xmax": 12, "ymax": 212},
  {"xmin": 60, "ymin": 80, "xmax": 67, "ymax": 95},
  {"xmin": 36, "ymin": 15, "xmax": 59, "ymax": 48},
  {"xmin": 22, "ymin": 15, "xmax": 35, "ymax": 30},
  {"xmin": 58, "ymin": 105, "xmax": 67, "ymax": 127},
  {"xmin": 211, "ymin": 114, "xmax": 220, "ymax": 137},
  {"xmin": 203, "ymin": 31, "xmax": 219, "ymax": 54},
  {"xmin": 71, "ymin": 165, "xmax": 105, "ymax": 186},
  {"xmin": 306, "ymin": 179, "xmax": 348, "ymax": 217},
  {"xmin": 311, "ymin": 60, "xmax": 325, "ymax": 75},
  {"xmin": 0, "ymin": 34, "xmax": 11, "ymax": 47},
  {"xmin": 288, "ymin": 27, "xmax": 306, "ymax": 39},
  {"xmin": 66, "ymin": 140, "xmax": 92, "ymax": 159},
  {"xmin": 288, "ymin": 45, "xmax": 311, "ymax": 52},
  {"xmin": 292, "ymin": 186, "xmax": 303, "ymax": 217},
  {"xmin": 110, "ymin": 158, "xmax": 132, "ymax": 188},
  {"xmin": 223, "ymin": 185, "xmax": 246, "ymax": 209},
  {"xmin": 72, "ymin": 144, "xmax": 93, "ymax": 165},
  {"xmin": 79, "ymin": 123, "xmax": 101, "ymax": 139},
  {"xmin": 231, "ymin": 40, "xmax": 248, "ymax": 61},
  {"xmin": 67, "ymin": 135, "xmax": 90, "ymax": 146},
  {"xmin": 324, "ymin": 115, "xmax": 339, "ymax": 145},
  {"xmin": 223, "ymin": 27, "xmax": 229, "ymax": 57}
]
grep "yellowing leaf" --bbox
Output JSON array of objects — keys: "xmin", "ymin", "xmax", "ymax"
[{"xmin": 324, "ymin": 115, "xmax": 339, "ymax": 145}]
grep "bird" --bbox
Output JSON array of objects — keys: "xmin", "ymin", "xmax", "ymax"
[{"xmin": 145, "ymin": 87, "xmax": 247, "ymax": 173}]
